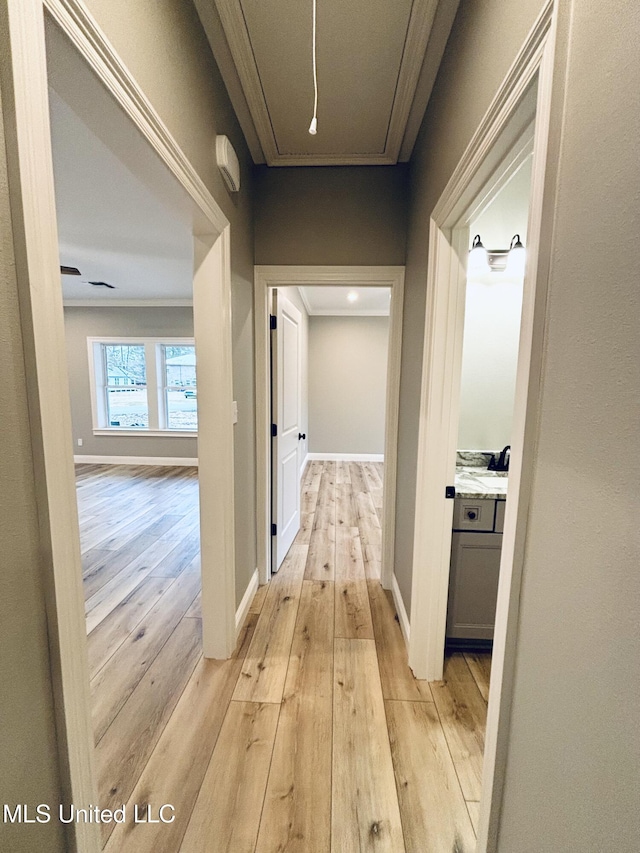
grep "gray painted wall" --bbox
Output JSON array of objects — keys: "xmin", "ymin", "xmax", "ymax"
[
  {"xmin": 64, "ymin": 306, "xmax": 198, "ymax": 459},
  {"xmin": 308, "ymin": 316, "xmax": 389, "ymax": 455},
  {"xmin": 396, "ymin": 0, "xmax": 545, "ymax": 611},
  {"xmin": 67, "ymin": 0, "xmax": 257, "ymax": 609},
  {"xmin": 495, "ymin": 1, "xmax": 640, "ymax": 849},
  {"xmin": 254, "ymin": 165, "xmax": 408, "ymax": 265},
  {"xmin": 401, "ymin": 0, "xmax": 640, "ymax": 848},
  {"xmin": 0, "ymin": 85, "xmax": 66, "ymax": 853}
]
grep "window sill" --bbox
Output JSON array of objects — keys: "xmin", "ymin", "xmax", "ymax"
[{"xmin": 93, "ymin": 429, "xmax": 197, "ymax": 438}]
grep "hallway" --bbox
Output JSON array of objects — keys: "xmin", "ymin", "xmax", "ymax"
[{"xmin": 82, "ymin": 460, "xmax": 490, "ymax": 852}]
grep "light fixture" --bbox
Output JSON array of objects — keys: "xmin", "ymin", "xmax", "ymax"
[
  {"xmin": 308, "ymin": 0, "xmax": 318, "ymax": 134},
  {"xmin": 505, "ymin": 234, "xmax": 526, "ymax": 277},
  {"xmin": 347, "ymin": 291, "xmax": 358, "ymax": 302},
  {"xmin": 468, "ymin": 233, "xmax": 526, "ymax": 276},
  {"xmin": 468, "ymin": 234, "xmax": 490, "ymax": 276}
]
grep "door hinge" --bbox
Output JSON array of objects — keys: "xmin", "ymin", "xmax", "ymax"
[
  {"xmin": 445, "ymin": 486, "xmax": 456, "ymax": 499},
  {"xmin": 271, "ymin": 423, "xmax": 278, "ymax": 437},
  {"xmin": 270, "ymin": 314, "xmax": 277, "ymax": 330},
  {"xmin": 271, "ymin": 523, "xmax": 277, "ymax": 536}
]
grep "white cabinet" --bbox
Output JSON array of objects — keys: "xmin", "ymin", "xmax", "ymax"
[{"xmin": 447, "ymin": 531, "xmax": 502, "ymax": 641}]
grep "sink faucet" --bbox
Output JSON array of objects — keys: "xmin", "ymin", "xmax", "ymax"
[{"xmin": 488, "ymin": 445, "xmax": 510, "ymax": 472}]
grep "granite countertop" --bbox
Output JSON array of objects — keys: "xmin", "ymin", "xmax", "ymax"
[
  {"xmin": 454, "ymin": 452, "xmax": 508, "ymax": 499},
  {"xmin": 455, "ymin": 467, "xmax": 508, "ymax": 499}
]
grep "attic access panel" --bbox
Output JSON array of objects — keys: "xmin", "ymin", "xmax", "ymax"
[{"xmin": 215, "ymin": 0, "xmax": 438, "ymax": 165}]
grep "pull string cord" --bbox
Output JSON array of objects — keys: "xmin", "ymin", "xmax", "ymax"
[{"xmin": 309, "ymin": 0, "xmax": 318, "ymax": 134}]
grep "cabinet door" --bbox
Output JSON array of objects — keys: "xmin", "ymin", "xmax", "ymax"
[{"xmin": 447, "ymin": 532, "xmax": 502, "ymax": 640}]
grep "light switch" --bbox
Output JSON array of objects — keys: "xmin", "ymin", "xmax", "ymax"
[{"xmin": 232, "ymin": 401, "xmax": 238, "ymax": 424}]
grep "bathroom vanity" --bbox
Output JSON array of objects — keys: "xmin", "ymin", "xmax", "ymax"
[{"xmin": 446, "ymin": 459, "xmax": 508, "ymax": 645}]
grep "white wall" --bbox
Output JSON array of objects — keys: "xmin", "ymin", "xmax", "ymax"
[
  {"xmin": 458, "ymin": 281, "xmax": 524, "ymax": 449},
  {"xmin": 308, "ymin": 316, "xmax": 389, "ymax": 455},
  {"xmin": 458, "ymin": 156, "xmax": 531, "ymax": 450}
]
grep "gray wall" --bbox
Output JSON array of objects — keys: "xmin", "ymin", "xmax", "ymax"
[
  {"xmin": 495, "ymin": 1, "xmax": 640, "ymax": 849},
  {"xmin": 401, "ymin": 0, "xmax": 640, "ymax": 849},
  {"xmin": 0, "ymin": 85, "xmax": 66, "ymax": 853},
  {"xmin": 396, "ymin": 0, "xmax": 545, "ymax": 611},
  {"xmin": 76, "ymin": 0, "xmax": 257, "ymax": 608},
  {"xmin": 254, "ymin": 165, "xmax": 408, "ymax": 265},
  {"xmin": 64, "ymin": 306, "xmax": 197, "ymax": 459},
  {"xmin": 308, "ymin": 316, "xmax": 389, "ymax": 455}
]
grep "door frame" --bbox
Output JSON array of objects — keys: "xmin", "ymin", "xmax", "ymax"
[
  {"xmin": 254, "ymin": 266, "xmax": 404, "ymax": 588},
  {"xmin": 408, "ymin": 1, "xmax": 557, "ymax": 850},
  {"xmin": 1, "ymin": 1, "xmax": 236, "ymax": 849}
]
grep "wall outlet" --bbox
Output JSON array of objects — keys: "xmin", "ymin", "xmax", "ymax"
[
  {"xmin": 232, "ymin": 401, "xmax": 238, "ymax": 424},
  {"xmin": 77, "ymin": 438, "xmax": 83, "ymax": 447}
]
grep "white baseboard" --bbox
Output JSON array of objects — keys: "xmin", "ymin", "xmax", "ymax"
[
  {"xmin": 300, "ymin": 452, "xmax": 310, "ymax": 479},
  {"xmin": 236, "ymin": 568, "xmax": 259, "ymax": 638},
  {"xmin": 391, "ymin": 573, "xmax": 411, "ymax": 648},
  {"xmin": 73, "ymin": 455, "xmax": 198, "ymax": 466},
  {"xmin": 306, "ymin": 452, "xmax": 384, "ymax": 462}
]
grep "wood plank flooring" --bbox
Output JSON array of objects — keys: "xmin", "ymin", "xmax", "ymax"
[{"xmin": 76, "ymin": 460, "xmax": 491, "ymax": 852}]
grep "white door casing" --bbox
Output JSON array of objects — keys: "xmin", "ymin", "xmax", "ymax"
[{"xmin": 272, "ymin": 290, "xmax": 302, "ymax": 568}]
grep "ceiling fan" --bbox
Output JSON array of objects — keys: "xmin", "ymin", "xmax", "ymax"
[{"xmin": 60, "ymin": 265, "xmax": 116, "ymax": 289}]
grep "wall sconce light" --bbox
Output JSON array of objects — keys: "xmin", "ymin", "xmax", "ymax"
[
  {"xmin": 468, "ymin": 234, "xmax": 491, "ymax": 275},
  {"xmin": 468, "ymin": 233, "xmax": 526, "ymax": 276}
]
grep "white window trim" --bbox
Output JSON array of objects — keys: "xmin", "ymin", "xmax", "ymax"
[{"xmin": 87, "ymin": 336, "xmax": 197, "ymax": 436}]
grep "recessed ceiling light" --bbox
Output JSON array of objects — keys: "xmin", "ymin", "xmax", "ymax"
[{"xmin": 347, "ymin": 291, "xmax": 358, "ymax": 302}]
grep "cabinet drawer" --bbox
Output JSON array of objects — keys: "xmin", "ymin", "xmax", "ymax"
[
  {"xmin": 453, "ymin": 498, "xmax": 495, "ymax": 531},
  {"xmin": 494, "ymin": 499, "xmax": 506, "ymax": 533}
]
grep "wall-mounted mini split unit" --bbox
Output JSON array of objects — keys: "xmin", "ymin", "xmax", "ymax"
[{"xmin": 216, "ymin": 135, "xmax": 240, "ymax": 193}]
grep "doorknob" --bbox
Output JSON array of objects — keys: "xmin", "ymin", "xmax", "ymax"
[{"xmin": 298, "ymin": 433, "xmax": 306, "ymax": 440}]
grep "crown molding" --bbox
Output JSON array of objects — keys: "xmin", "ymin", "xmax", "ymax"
[
  {"xmin": 399, "ymin": 0, "xmax": 461, "ymax": 161},
  {"xmin": 193, "ymin": 0, "xmax": 265, "ymax": 164},
  {"xmin": 63, "ymin": 299, "xmax": 193, "ymax": 307}
]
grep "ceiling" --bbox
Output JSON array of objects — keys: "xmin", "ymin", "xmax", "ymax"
[
  {"xmin": 298, "ymin": 286, "xmax": 390, "ymax": 315},
  {"xmin": 195, "ymin": 0, "xmax": 460, "ymax": 166},
  {"xmin": 49, "ymin": 88, "xmax": 194, "ymax": 303}
]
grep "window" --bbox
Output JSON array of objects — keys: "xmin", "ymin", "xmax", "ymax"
[
  {"xmin": 88, "ymin": 337, "xmax": 197, "ymax": 434},
  {"xmin": 162, "ymin": 345, "xmax": 197, "ymax": 431}
]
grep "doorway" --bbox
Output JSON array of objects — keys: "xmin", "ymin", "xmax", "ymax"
[
  {"xmin": 270, "ymin": 285, "xmax": 391, "ymax": 581},
  {"xmin": 255, "ymin": 267, "xmax": 404, "ymax": 600}
]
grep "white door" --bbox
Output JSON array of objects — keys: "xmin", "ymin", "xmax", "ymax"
[{"xmin": 271, "ymin": 290, "xmax": 303, "ymax": 570}]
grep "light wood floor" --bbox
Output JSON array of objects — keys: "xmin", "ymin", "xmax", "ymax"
[{"xmin": 77, "ymin": 460, "xmax": 491, "ymax": 852}]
